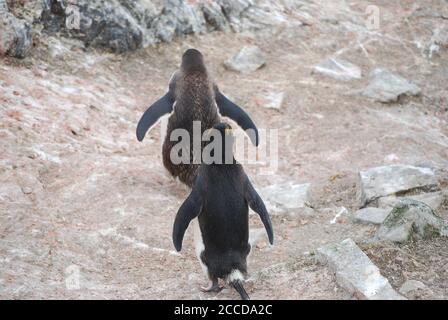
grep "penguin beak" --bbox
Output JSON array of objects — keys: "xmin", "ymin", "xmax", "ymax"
[
  {"xmin": 224, "ymin": 123, "xmax": 233, "ymax": 135},
  {"xmin": 204, "ymin": 128, "xmax": 212, "ymax": 139}
]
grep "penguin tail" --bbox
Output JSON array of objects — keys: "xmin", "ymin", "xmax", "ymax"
[
  {"xmin": 227, "ymin": 269, "xmax": 250, "ymax": 300},
  {"xmin": 231, "ymin": 280, "xmax": 250, "ymax": 300}
]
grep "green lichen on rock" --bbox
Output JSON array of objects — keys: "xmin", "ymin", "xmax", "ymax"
[
  {"xmin": 382, "ymin": 203, "xmax": 408, "ymax": 228},
  {"xmin": 375, "ymin": 198, "xmax": 448, "ymax": 243},
  {"xmin": 423, "ymin": 224, "xmax": 441, "ymax": 239}
]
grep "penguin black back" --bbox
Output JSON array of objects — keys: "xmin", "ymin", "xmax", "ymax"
[{"xmin": 172, "ymin": 123, "xmax": 274, "ymax": 300}]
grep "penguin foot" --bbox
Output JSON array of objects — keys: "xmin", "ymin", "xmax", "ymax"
[{"xmin": 200, "ymin": 279, "xmax": 224, "ymax": 293}]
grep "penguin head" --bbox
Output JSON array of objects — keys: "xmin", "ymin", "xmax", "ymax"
[
  {"xmin": 181, "ymin": 49, "xmax": 206, "ymax": 73},
  {"xmin": 204, "ymin": 122, "xmax": 235, "ymax": 165}
]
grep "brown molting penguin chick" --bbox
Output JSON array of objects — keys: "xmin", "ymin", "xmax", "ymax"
[{"xmin": 136, "ymin": 49, "xmax": 259, "ymax": 187}]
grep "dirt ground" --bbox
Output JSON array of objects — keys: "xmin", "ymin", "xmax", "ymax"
[{"xmin": 1, "ymin": 0, "xmax": 447, "ymax": 299}]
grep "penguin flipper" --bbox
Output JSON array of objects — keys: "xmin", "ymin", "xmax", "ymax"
[
  {"xmin": 136, "ymin": 92, "xmax": 175, "ymax": 141},
  {"xmin": 172, "ymin": 189, "xmax": 202, "ymax": 252},
  {"xmin": 245, "ymin": 179, "xmax": 274, "ymax": 245},
  {"xmin": 214, "ymin": 86, "xmax": 259, "ymax": 146}
]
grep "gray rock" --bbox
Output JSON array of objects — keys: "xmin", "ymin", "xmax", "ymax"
[
  {"xmin": 313, "ymin": 58, "xmax": 362, "ymax": 81},
  {"xmin": 361, "ymin": 69, "xmax": 421, "ymax": 103},
  {"xmin": 0, "ymin": 1, "xmax": 32, "ymax": 58},
  {"xmin": 201, "ymin": 1, "xmax": 231, "ymax": 32},
  {"xmin": 224, "ymin": 46, "xmax": 266, "ymax": 74},
  {"xmin": 40, "ymin": 0, "xmax": 156, "ymax": 53},
  {"xmin": 0, "ymin": 182, "xmax": 27, "ymax": 202},
  {"xmin": 47, "ymin": 36, "xmax": 71, "ymax": 59},
  {"xmin": 378, "ymin": 191, "xmax": 447, "ymax": 213},
  {"xmin": 316, "ymin": 238, "xmax": 405, "ymax": 300},
  {"xmin": 154, "ymin": 0, "xmax": 297, "ymax": 40},
  {"xmin": 375, "ymin": 199, "xmax": 448, "ymax": 243},
  {"xmin": 257, "ymin": 182, "xmax": 310, "ymax": 216},
  {"xmin": 426, "ymin": 24, "xmax": 448, "ymax": 58},
  {"xmin": 431, "ymin": 25, "xmax": 448, "ymax": 48},
  {"xmin": 411, "ymin": 191, "xmax": 448, "ymax": 211},
  {"xmin": 216, "ymin": 0, "xmax": 252, "ymax": 32},
  {"xmin": 353, "ymin": 207, "xmax": 390, "ymax": 225},
  {"xmin": 217, "ymin": 0, "xmax": 287, "ymax": 32},
  {"xmin": 399, "ymin": 280, "xmax": 428, "ymax": 295},
  {"xmin": 38, "ymin": 0, "xmax": 298, "ymax": 53},
  {"xmin": 412, "ymin": 7, "xmax": 448, "ymax": 20},
  {"xmin": 4, "ymin": 0, "xmax": 44, "ymax": 23},
  {"xmin": 257, "ymin": 91, "xmax": 285, "ymax": 110},
  {"xmin": 357, "ymin": 165, "xmax": 439, "ymax": 207},
  {"xmin": 152, "ymin": 0, "xmax": 206, "ymax": 43}
]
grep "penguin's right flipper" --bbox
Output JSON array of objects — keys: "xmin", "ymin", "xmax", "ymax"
[
  {"xmin": 136, "ymin": 92, "xmax": 175, "ymax": 141},
  {"xmin": 245, "ymin": 179, "xmax": 274, "ymax": 245},
  {"xmin": 172, "ymin": 188, "xmax": 202, "ymax": 252},
  {"xmin": 214, "ymin": 85, "xmax": 259, "ymax": 146}
]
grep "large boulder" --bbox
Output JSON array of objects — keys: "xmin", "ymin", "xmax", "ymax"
[
  {"xmin": 216, "ymin": 0, "xmax": 289, "ymax": 32},
  {"xmin": 377, "ymin": 191, "xmax": 448, "ymax": 213},
  {"xmin": 224, "ymin": 45, "xmax": 267, "ymax": 74},
  {"xmin": 361, "ymin": 69, "xmax": 421, "ymax": 103},
  {"xmin": 316, "ymin": 238, "xmax": 405, "ymax": 300},
  {"xmin": 201, "ymin": 0, "xmax": 230, "ymax": 32},
  {"xmin": 39, "ymin": 0, "xmax": 300, "ymax": 53},
  {"xmin": 151, "ymin": 0, "xmax": 206, "ymax": 43},
  {"xmin": 353, "ymin": 207, "xmax": 390, "ymax": 225},
  {"xmin": 357, "ymin": 165, "xmax": 439, "ymax": 207},
  {"xmin": 0, "ymin": 0, "xmax": 32, "ymax": 58},
  {"xmin": 375, "ymin": 199, "xmax": 448, "ymax": 243},
  {"xmin": 40, "ymin": 0, "xmax": 156, "ymax": 53},
  {"xmin": 257, "ymin": 182, "xmax": 311, "ymax": 217}
]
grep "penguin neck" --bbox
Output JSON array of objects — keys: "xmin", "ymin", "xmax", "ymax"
[
  {"xmin": 208, "ymin": 148, "xmax": 237, "ymax": 167},
  {"xmin": 216, "ymin": 156, "xmax": 237, "ymax": 166},
  {"xmin": 206, "ymin": 158, "xmax": 237, "ymax": 171},
  {"xmin": 182, "ymin": 64, "xmax": 207, "ymax": 75}
]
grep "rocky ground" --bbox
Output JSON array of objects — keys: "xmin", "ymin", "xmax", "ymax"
[{"xmin": 1, "ymin": 0, "xmax": 448, "ymax": 300}]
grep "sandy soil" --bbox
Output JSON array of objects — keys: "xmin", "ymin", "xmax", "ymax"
[{"xmin": 1, "ymin": 0, "xmax": 447, "ymax": 299}]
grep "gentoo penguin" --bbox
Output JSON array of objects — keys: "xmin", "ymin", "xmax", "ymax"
[
  {"xmin": 136, "ymin": 49, "xmax": 259, "ymax": 187},
  {"xmin": 172, "ymin": 123, "xmax": 273, "ymax": 300}
]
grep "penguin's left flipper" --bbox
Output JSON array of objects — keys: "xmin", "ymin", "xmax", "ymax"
[
  {"xmin": 136, "ymin": 92, "xmax": 175, "ymax": 141},
  {"xmin": 214, "ymin": 86, "xmax": 259, "ymax": 146},
  {"xmin": 172, "ymin": 188, "xmax": 203, "ymax": 252},
  {"xmin": 245, "ymin": 179, "xmax": 274, "ymax": 245}
]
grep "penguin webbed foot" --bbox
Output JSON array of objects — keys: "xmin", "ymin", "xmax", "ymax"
[{"xmin": 200, "ymin": 278, "xmax": 224, "ymax": 293}]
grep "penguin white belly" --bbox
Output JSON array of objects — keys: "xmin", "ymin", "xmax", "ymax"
[{"xmin": 193, "ymin": 218, "xmax": 209, "ymax": 277}]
